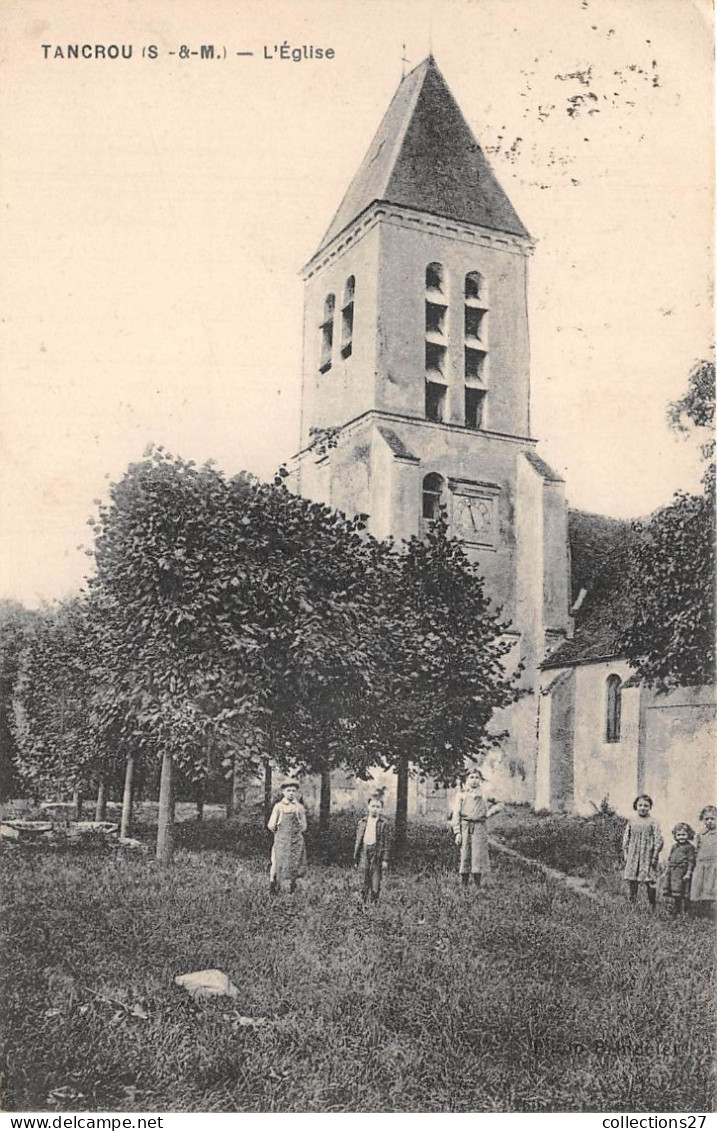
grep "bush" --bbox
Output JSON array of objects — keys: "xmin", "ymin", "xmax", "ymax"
[{"xmin": 492, "ymin": 807, "xmax": 625, "ymax": 890}]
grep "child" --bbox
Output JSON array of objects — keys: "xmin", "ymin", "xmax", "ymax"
[
  {"xmin": 661, "ymin": 823, "xmax": 696, "ymax": 916},
  {"xmin": 622, "ymin": 794, "xmax": 663, "ymax": 908},
  {"xmin": 690, "ymin": 805, "xmax": 717, "ymax": 918},
  {"xmin": 450, "ymin": 768, "xmax": 503, "ymax": 889},
  {"xmin": 267, "ymin": 779, "xmax": 307, "ymax": 894},
  {"xmin": 353, "ymin": 793, "xmax": 391, "ymax": 904}
]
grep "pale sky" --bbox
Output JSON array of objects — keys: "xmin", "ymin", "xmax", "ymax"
[{"xmin": 1, "ymin": 0, "xmax": 713, "ymax": 607}]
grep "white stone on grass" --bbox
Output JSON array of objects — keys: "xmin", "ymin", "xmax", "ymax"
[{"xmin": 174, "ymin": 969, "xmax": 240, "ymax": 999}]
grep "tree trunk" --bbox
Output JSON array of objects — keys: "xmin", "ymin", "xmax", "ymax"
[
  {"xmin": 263, "ymin": 761, "xmax": 273, "ymax": 825},
  {"xmin": 232, "ymin": 756, "xmax": 245, "ymax": 815},
  {"xmin": 394, "ymin": 755, "xmax": 410, "ymax": 855},
  {"xmin": 120, "ymin": 754, "xmax": 135, "ymax": 839},
  {"xmin": 156, "ymin": 752, "xmax": 175, "ymax": 863},
  {"xmin": 72, "ymin": 789, "xmax": 83, "ymax": 822},
  {"xmin": 196, "ymin": 780, "xmax": 204, "ymax": 822},
  {"xmin": 319, "ymin": 770, "xmax": 331, "ymax": 860},
  {"xmin": 94, "ymin": 779, "xmax": 107, "ymax": 822},
  {"xmin": 226, "ymin": 752, "xmax": 235, "ymax": 818}
]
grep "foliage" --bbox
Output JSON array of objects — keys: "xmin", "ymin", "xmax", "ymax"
[
  {"xmin": 620, "ymin": 359, "xmax": 715, "ymax": 688},
  {"xmin": 366, "ymin": 513, "xmax": 520, "ymax": 784},
  {"xmin": 492, "ymin": 806, "xmax": 626, "ymax": 890},
  {"xmin": 11, "ymin": 599, "xmax": 106, "ymax": 796},
  {"xmin": 667, "ymin": 358, "xmax": 715, "ymax": 457},
  {"xmin": 87, "ymin": 449, "xmax": 380, "ymax": 791},
  {"xmin": 0, "ymin": 601, "xmax": 38, "ymax": 799},
  {"xmin": 12, "ymin": 448, "xmax": 519, "ymax": 838}
]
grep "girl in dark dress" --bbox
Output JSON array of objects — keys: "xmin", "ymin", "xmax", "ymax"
[{"xmin": 661, "ymin": 823, "xmax": 696, "ymax": 916}]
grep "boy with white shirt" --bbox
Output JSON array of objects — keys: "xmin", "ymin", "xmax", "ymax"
[
  {"xmin": 450, "ymin": 768, "xmax": 504, "ymax": 890},
  {"xmin": 353, "ymin": 794, "xmax": 391, "ymax": 903}
]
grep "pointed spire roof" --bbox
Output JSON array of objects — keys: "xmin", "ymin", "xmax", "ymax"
[{"xmin": 316, "ymin": 56, "xmax": 529, "ymax": 256}]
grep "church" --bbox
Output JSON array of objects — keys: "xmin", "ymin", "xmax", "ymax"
[{"xmin": 288, "ymin": 56, "xmax": 714, "ymax": 828}]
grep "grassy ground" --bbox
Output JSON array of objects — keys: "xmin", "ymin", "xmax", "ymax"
[
  {"xmin": 1, "ymin": 809, "xmax": 714, "ymax": 1113},
  {"xmin": 490, "ymin": 805, "xmax": 627, "ymax": 894}
]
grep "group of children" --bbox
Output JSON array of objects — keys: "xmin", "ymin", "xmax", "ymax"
[
  {"xmin": 267, "ymin": 780, "xmax": 391, "ymax": 902},
  {"xmin": 266, "ymin": 775, "xmax": 717, "ymax": 919},
  {"xmin": 622, "ymin": 794, "xmax": 717, "ymax": 917},
  {"xmin": 266, "ymin": 768, "xmax": 502, "ymax": 902}
]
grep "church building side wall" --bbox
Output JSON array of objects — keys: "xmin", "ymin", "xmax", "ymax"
[
  {"xmin": 641, "ymin": 685, "xmax": 716, "ymax": 837},
  {"xmin": 570, "ymin": 659, "xmax": 640, "ymax": 818}
]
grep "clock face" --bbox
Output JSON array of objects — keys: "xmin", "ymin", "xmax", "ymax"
[{"xmin": 455, "ymin": 495, "xmax": 492, "ymax": 544}]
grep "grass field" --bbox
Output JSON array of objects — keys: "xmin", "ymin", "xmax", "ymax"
[{"xmin": 1, "ymin": 809, "xmax": 714, "ymax": 1113}]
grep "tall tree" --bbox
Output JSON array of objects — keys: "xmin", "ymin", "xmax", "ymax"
[
  {"xmin": 89, "ymin": 451, "xmax": 265, "ymax": 861},
  {"xmin": 12, "ymin": 598, "xmax": 107, "ymax": 807},
  {"xmin": 365, "ymin": 515, "xmax": 520, "ymax": 851},
  {"xmin": 620, "ymin": 359, "xmax": 715, "ymax": 688},
  {"xmin": 0, "ymin": 601, "xmax": 37, "ymax": 800},
  {"xmin": 88, "ymin": 450, "xmax": 380, "ymax": 860}
]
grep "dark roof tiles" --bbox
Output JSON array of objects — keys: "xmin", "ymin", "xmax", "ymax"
[
  {"xmin": 316, "ymin": 56, "xmax": 529, "ymax": 256},
  {"xmin": 543, "ymin": 509, "xmax": 637, "ymax": 669},
  {"xmin": 524, "ymin": 450, "xmax": 564, "ymax": 483}
]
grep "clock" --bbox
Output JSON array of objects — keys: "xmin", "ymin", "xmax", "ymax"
[{"xmin": 454, "ymin": 494, "xmax": 493, "ymax": 544}]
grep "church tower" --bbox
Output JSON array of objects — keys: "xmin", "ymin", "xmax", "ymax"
[{"xmin": 293, "ymin": 57, "xmax": 571, "ymax": 802}]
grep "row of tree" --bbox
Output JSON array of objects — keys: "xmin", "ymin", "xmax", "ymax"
[
  {"xmin": 3, "ymin": 451, "xmax": 520, "ymax": 859},
  {"xmin": 1, "ymin": 360, "xmax": 713, "ymax": 861}
]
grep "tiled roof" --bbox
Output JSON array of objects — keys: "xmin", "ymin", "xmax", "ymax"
[
  {"xmin": 543, "ymin": 509, "xmax": 637, "ymax": 669},
  {"xmin": 316, "ymin": 56, "xmax": 529, "ymax": 255},
  {"xmin": 523, "ymin": 450, "xmax": 564, "ymax": 483},
  {"xmin": 376, "ymin": 426, "xmax": 419, "ymax": 462}
]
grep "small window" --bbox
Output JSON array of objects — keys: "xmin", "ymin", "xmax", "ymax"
[
  {"xmin": 465, "ymin": 306, "xmax": 485, "ymax": 340},
  {"xmin": 425, "ymin": 382, "xmax": 446, "ymax": 423},
  {"xmin": 426, "ymin": 341, "xmax": 446, "ymax": 378},
  {"xmin": 465, "ymin": 388, "xmax": 486, "ymax": 430},
  {"xmin": 422, "ymin": 473, "xmax": 444, "ymax": 519},
  {"xmin": 465, "ymin": 271, "xmax": 484, "ymax": 301},
  {"xmin": 341, "ymin": 276, "xmax": 355, "ymax": 360},
  {"xmin": 606, "ymin": 675, "xmax": 622, "ymax": 743},
  {"xmin": 426, "ymin": 262, "xmax": 444, "ymax": 293},
  {"xmin": 425, "ymin": 301, "xmax": 446, "ymax": 336},
  {"xmin": 319, "ymin": 294, "xmax": 335, "ymax": 373},
  {"xmin": 465, "ymin": 347, "xmax": 486, "ymax": 381}
]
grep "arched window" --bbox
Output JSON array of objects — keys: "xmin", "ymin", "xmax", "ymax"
[
  {"xmin": 426, "ymin": 262, "xmax": 444, "ymax": 293},
  {"xmin": 465, "ymin": 271, "xmax": 484, "ymax": 301},
  {"xmin": 340, "ymin": 276, "xmax": 355, "ymax": 359},
  {"xmin": 422, "ymin": 473, "xmax": 444, "ymax": 520},
  {"xmin": 464, "ymin": 270, "xmax": 488, "ymax": 428},
  {"xmin": 319, "ymin": 294, "xmax": 335, "ymax": 373},
  {"xmin": 425, "ymin": 264, "xmax": 447, "ymax": 421},
  {"xmin": 606, "ymin": 675, "xmax": 622, "ymax": 743}
]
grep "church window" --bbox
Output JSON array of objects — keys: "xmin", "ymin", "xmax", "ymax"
[
  {"xmin": 426, "ymin": 262, "xmax": 444, "ymax": 293},
  {"xmin": 465, "ymin": 387, "xmax": 487, "ymax": 430},
  {"xmin": 422, "ymin": 473, "xmax": 444, "ymax": 520},
  {"xmin": 465, "ymin": 347, "xmax": 486, "ymax": 381},
  {"xmin": 463, "ymin": 271, "xmax": 489, "ymax": 427},
  {"xmin": 465, "ymin": 305, "xmax": 485, "ymax": 341},
  {"xmin": 465, "ymin": 271, "xmax": 484, "ymax": 301},
  {"xmin": 340, "ymin": 276, "xmax": 355, "ymax": 359},
  {"xmin": 425, "ymin": 301, "xmax": 446, "ymax": 336},
  {"xmin": 425, "ymin": 341, "xmax": 446, "ymax": 378},
  {"xmin": 425, "ymin": 382, "xmax": 446, "ymax": 423},
  {"xmin": 425, "ymin": 265, "xmax": 448, "ymax": 420},
  {"xmin": 606, "ymin": 675, "xmax": 622, "ymax": 743},
  {"xmin": 319, "ymin": 294, "xmax": 335, "ymax": 373}
]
